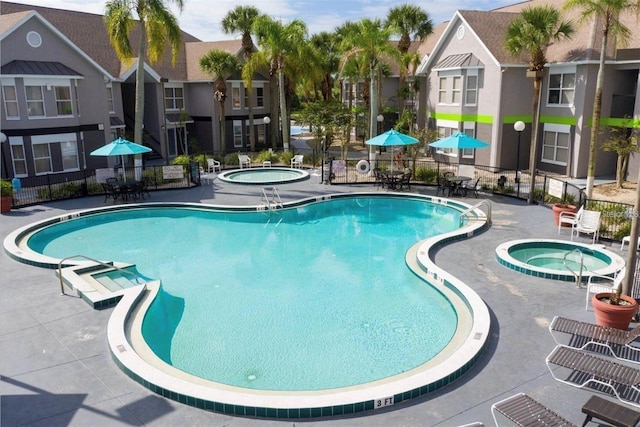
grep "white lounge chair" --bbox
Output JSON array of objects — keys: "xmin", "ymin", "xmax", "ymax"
[
  {"xmin": 207, "ymin": 158, "xmax": 221, "ymax": 173},
  {"xmin": 238, "ymin": 155, "xmax": 251, "ymax": 169},
  {"xmin": 571, "ymin": 209, "xmax": 600, "ymax": 244},
  {"xmin": 585, "ymin": 267, "xmax": 625, "ymax": 310},
  {"xmin": 558, "ymin": 205, "xmax": 583, "ymax": 234},
  {"xmin": 291, "ymin": 154, "xmax": 304, "ymax": 168},
  {"xmin": 621, "ymin": 235, "xmax": 640, "ymax": 250}
]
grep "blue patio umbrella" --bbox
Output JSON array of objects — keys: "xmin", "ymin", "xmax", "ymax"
[
  {"xmin": 366, "ymin": 129, "xmax": 418, "ymax": 170},
  {"xmin": 429, "ymin": 132, "xmax": 490, "ymax": 150},
  {"xmin": 90, "ymin": 137, "xmax": 151, "ymax": 178}
]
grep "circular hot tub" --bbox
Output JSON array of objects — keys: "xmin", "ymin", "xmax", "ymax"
[{"xmin": 218, "ymin": 167, "xmax": 310, "ymax": 185}]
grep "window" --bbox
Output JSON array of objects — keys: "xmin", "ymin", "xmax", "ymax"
[
  {"xmin": 54, "ymin": 86, "xmax": 73, "ymax": 116},
  {"xmin": 25, "ymin": 85, "xmax": 45, "ymax": 117},
  {"xmin": 461, "ymin": 125, "xmax": 475, "ymax": 158},
  {"xmin": 2, "ymin": 83, "xmax": 19, "ymax": 119},
  {"xmin": 465, "ymin": 73, "xmax": 478, "ymax": 105},
  {"xmin": 33, "ymin": 142, "xmax": 52, "ymax": 174},
  {"xmin": 106, "ymin": 85, "xmax": 115, "ymax": 113},
  {"xmin": 232, "ymin": 85, "xmax": 241, "ymax": 110},
  {"xmin": 9, "ymin": 137, "xmax": 27, "ymax": 176},
  {"xmin": 452, "ymin": 76, "xmax": 462, "ymax": 104},
  {"xmin": 436, "ymin": 122, "xmax": 458, "ymax": 155},
  {"xmin": 548, "ymin": 72, "xmax": 575, "ymax": 105},
  {"xmin": 257, "ymin": 123, "xmax": 266, "ymax": 145},
  {"xmin": 233, "ymin": 120, "xmax": 243, "ymax": 147},
  {"xmin": 437, "ymin": 72, "xmax": 462, "ymax": 104},
  {"xmin": 256, "ymin": 87, "xmax": 264, "ymax": 108},
  {"xmin": 541, "ymin": 124, "xmax": 570, "ymax": 165},
  {"xmin": 164, "ymin": 86, "xmax": 184, "ymax": 110},
  {"xmin": 438, "ymin": 77, "xmax": 447, "ymax": 103},
  {"xmin": 61, "ymin": 140, "xmax": 79, "ymax": 170}
]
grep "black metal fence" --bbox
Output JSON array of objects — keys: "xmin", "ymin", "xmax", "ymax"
[
  {"xmin": 9, "ymin": 162, "xmax": 199, "ymax": 208},
  {"xmin": 7, "ymin": 156, "xmax": 635, "ymax": 243}
]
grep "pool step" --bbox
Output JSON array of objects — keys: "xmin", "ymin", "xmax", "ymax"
[{"xmin": 56, "ymin": 262, "xmax": 156, "ymax": 309}]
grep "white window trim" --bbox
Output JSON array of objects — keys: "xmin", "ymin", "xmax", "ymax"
[
  {"xmin": 436, "ymin": 120, "xmax": 459, "ymax": 157},
  {"xmin": 164, "ymin": 83, "xmax": 184, "ymax": 112},
  {"xmin": 255, "ymin": 84, "xmax": 265, "ymax": 109},
  {"xmin": 54, "ymin": 85, "xmax": 73, "ymax": 117},
  {"xmin": 232, "ymin": 83, "xmax": 241, "ymax": 110},
  {"xmin": 461, "ymin": 123, "xmax": 475, "ymax": 158},
  {"xmin": 106, "ymin": 84, "xmax": 115, "ymax": 114},
  {"xmin": 541, "ymin": 123, "xmax": 570, "ymax": 166},
  {"xmin": 2, "ymin": 80, "xmax": 20, "ymax": 120},
  {"xmin": 233, "ymin": 119, "xmax": 243, "ymax": 147},
  {"xmin": 464, "ymin": 69, "xmax": 478, "ymax": 107},
  {"xmin": 436, "ymin": 70, "xmax": 462, "ymax": 106},
  {"xmin": 24, "ymin": 84, "xmax": 46, "ymax": 118},
  {"xmin": 31, "ymin": 133, "xmax": 79, "ymax": 173},
  {"xmin": 546, "ymin": 65, "xmax": 576, "ymax": 107},
  {"xmin": 9, "ymin": 136, "xmax": 27, "ymax": 178}
]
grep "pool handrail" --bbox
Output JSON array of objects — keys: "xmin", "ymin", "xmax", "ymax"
[
  {"xmin": 459, "ymin": 199, "xmax": 491, "ymax": 226},
  {"xmin": 57, "ymin": 254, "xmax": 146, "ymax": 295},
  {"xmin": 563, "ymin": 248, "xmax": 586, "ymax": 287}
]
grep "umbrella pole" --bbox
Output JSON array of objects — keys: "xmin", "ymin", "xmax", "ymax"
[{"xmin": 120, "ymin": 155, "xmax": 125, "ymax": 180}]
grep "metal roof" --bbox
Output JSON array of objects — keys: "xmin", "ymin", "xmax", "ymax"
[
  {"xmin": 433, "ymin": 53, "xmax": 483, "ymax": 70},
  {"xmin": 1, "ymin": 59, "xmax": 82, "ymax": 77}
]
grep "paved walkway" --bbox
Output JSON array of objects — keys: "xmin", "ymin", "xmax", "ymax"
[{"xmin": 0, "ymin": 177, "xmax": 634, "ymax": 426}]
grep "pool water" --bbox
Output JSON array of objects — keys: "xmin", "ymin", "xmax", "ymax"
[
  {"xmin": 509, "ymin": 247, "xmax": 610, "ymax": 270},
  {"xmin": 29, "ymin": 197, "xmax": 462, "ymax": 391},
  {"xmin": 217, "ymin": 168, "xmax": 309, "ymax": 185}
]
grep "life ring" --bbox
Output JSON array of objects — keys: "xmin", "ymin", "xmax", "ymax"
[{"xmin": 356, "ymin": 159, "xmax": 370, "ymax": 174}]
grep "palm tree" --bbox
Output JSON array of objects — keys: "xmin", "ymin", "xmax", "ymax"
[
  {"xmin": 563, "ymin": 0, "xmax": 638, "ymax": 200},
  {"xmin": 199, "ymin": 50, "xmax": 241, "ymax": 153},
  {"xmin": 222, "ymin": 6, "xmax": 260, "ymax": 152},
  {"xmin": 505, "ymin": 5, "xmax": 574, "ymax": 204},
  {"xmin": 385, "ymin": 4, "xmax": 433, "ymax": 116},
  {"xmin": 340, "ymin": 19, "xmax": 399, "ymax": 144},
  {"xmin": 104, "ymin": 0, "xmax": 184, "ymax": 149},
  {"xmin": 251, "ymin": 16, "xmax": 308, "ymax": 152}
]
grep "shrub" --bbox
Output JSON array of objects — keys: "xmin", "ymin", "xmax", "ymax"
[
  {"xmin": 257, "ymin": 150, "xmax": 279, "ymax": 164},
  {"xmin": 1, "ymin": 180, "xmax": 12, "ymax": 197},
  {"xmin": 415, "ymin": 167, "xmax": 437, "ymax": 183},
  {"xmin": 280, "ymin": 151, "xmax": 294, "ymax": 166}
]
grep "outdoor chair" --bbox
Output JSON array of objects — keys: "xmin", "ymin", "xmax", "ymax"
[
  {"xmin": 207, "ymin": 158, "xmax": 221, "ymax": 173},
  {"xmin": 373, "ymin": 168, "xmax": 385, "ymax": 189},
  {"xmin": 491, "ymin": 393, "xmax": 577, "ymax": 427},
  {"xmin": 436, "ymin": 176, "xmax": 448, "ymax": 196},
  {"xmin": 621, "ymin": 235, "xmax": 640, "ymax": 251},
  {"xmin": 462, "ymin": 178, "xmax": 481, "ymax": 198},
  {"xmin": 585, "ymin": 267, "xmax": 625, "ymax": 310},
  {"xmin": 101, "ymin": 183, "xmax": 120, "ymax": 203},
  {"xmin": 398, "ymin": 171, "xmax": 412, "ymax": 191},
  {"xmin": 238, "ymin": 155, "xmax": 251, "ymax": 169},
  {"xmin": 571, "ymin": 209, "xmax": 601, "ymax": 244},
  {"xmin": 291, "ymin": 154, "xmax": 304, "ymax": 168},
  {"xmin": 549, "ymin": 315, "xmax": 640, "ymax": 363},
  {"xmin": 546, "ymin": 345, "xmax": 640, "ymax": 408},
  {"xmin": 558, "ymin": 206, "xmax": 584, "ymax": 235}
]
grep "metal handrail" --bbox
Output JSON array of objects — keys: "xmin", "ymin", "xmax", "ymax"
[
  {"xmin": 459, "ymin": 199, "xmax": 492, "ymax": 226},
  {"xmin": 261, "ymin": 187, "xmax": 283, "ymax": 210},
  {"xmin": 563, "ymin": 248, "xmax": 586, "ymax": 287},
  {"xmin": 58, "ymin": 254, "xmax": 145, "ymax": 295}
]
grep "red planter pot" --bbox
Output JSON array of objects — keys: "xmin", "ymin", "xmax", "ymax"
[
  {"xmin": 0, "ymin": 195, "xmax": 12, "ymax": 214},
  {"xmin": 552, "ymin": 204, "xmax": 577, "ymax": 227},
  {"xmin": 592, "ymin": 293, "xmax": 638, "ymax": 330}
]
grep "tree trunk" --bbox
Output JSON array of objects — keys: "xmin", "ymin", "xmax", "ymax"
[
  {"xmin": 278, "ymin": 64, "xmax": 290, "ymax": 152},
  {"xmin": 527, "ymin": 73, "xmax": 543, "ymax": 204},
  {"xmin": 369, "ymin": 63, "xmax": 379, "ymax": 144},
  {"xmin": 585, "ymin": 27, "xmax": 608, "ymax": 199}
]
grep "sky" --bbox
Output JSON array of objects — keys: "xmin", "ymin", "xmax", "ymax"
[{"xmin": 11, "ymin": 0, "xmax": 516, "ymax": 41}]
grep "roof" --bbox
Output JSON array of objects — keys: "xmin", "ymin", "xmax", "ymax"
[
  {"xmin": 185, "ymin": 40, "xmax": 244, "ymax": 81},
  {"xmin": 1, "ymin": 59, "xmax": 82, "ymax": 77},
  {"xmin": 0, "ymin": 1, "xmax": 201, "ymax": 81},
  {"xmin": 434, "ymin": 53, "xmax": 483, "ymax": 70}
]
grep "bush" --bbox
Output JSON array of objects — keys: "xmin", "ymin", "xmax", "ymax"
[
  {"xmin": 415, "ymin": 167, "xmax": 437, "ymax": 183},
  {"xmin": 224, "ymin": 152, "xmax": 242, "ymax": 166},
  {"xmin": 1, "ymin": 180, "xmax": 12, "ymax": 197},
  {"xmin": 280, "ymin": 151, "xmax": 294, "ymax": 166},
  {"xmin": 256, "ymin": 150, "xmax": 279, "ymax": 164}
]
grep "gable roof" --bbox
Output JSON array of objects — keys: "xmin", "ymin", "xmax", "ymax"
[
  {"xmin": 185, "ymin": 40, "xmax": 244, "ymax": 81},
  {"xmin": 0, "ymin": 1, "xmax": 201, "ymax": 80},
  {"xmin": 1, "ymin": 59, "xmax": 82, "ymax": 77}
]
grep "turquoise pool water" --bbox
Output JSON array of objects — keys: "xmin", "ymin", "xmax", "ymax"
[
  {"xmin": 28, "ymin": 197, "xmax": 462, "ymax": 391},
  {"xmin": 217, "ymin": 168, "xmax": 309, "ymax": 185}
]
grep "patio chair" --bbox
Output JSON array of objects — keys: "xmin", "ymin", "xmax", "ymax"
[
  {"xmin": 291, "ymin": 154, "xmax": 304, "ymax": 168},
  {"xmin": 398, "ymin": 171, "xmax": 412, "ymax": 191},
  {"xmin": 558, "ymin": 206, "xmax": 583, "ymax": 235},
  {"xmin": 373, "ymin": 168, "xmax": 385, "ymax": 189},
  {"xmin": 585, "ymin": 267, "xmax": 625, "ymax": 310},
  {"xmin": 462, "ymin": 178, "xmax": 481, "ymax": 198},
  {"xmin": 491, "ymin": 393, "xmax": 577, "ymax": 427},
  {"xmin": 207, "ymin": 158, "xmax": 221, "ymax": 173},
  {"xmin": 571, "ymin": 209, "xmax": 601, "ymax": 244},
  {"xmin": 549, "ymin": 315, "xmax": 640, "ymax": 363},
  {"xmin": 546, "ymin": 345, "xmax": 640, "ymax": 408},
  {"xmin": 436, "ymin": 176, "xmax": 448, "ymax": 196},
  {"xmin": 621, "ymin": 235, "xmax": 640, "ymax": 251},
  {"xmin": 238, "ymin": 155, "xmax": 251, "ymax": 169}
]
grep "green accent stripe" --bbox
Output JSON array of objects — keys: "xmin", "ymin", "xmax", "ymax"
[
  {"xmin": 503, "ymin": 116, "xmax": 532, "ymax": 124},
  {"xmin": 431, "ymin": 112, "xmax": 493, "ymax": 124},
  {"xmin": 601, "ymin": 117, "xmax": 640, "ymax": 128},
  {"xmin": 540, "ymin": 116, "xmax": 577, "ymax": 125}
]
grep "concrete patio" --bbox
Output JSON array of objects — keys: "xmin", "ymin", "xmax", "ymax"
[{"xmin": 1, "ymin": 176, "xmax": 636, "ymax": 426}]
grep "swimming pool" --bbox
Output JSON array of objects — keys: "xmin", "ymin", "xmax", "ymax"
[
  {"xmin": 4, "ymin": 193, "xmax": 490, "ymax": 418},
  {"xmin": 496, "ymin": 239, "xmax": 625, "ymax": 283},
  {"xmin": 217, "ymin": 167, "xmax": 309, "ymax": 185}
]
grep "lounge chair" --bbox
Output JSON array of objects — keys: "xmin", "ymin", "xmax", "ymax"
[
  {"xmin": 291, "ymin": 154, "xmax": 304, "ymax": 168},
  {"xmin": 621, "ymin": 235, "xmax": 640, "ymax": 251},
  {"xmin": 546, "ymin": 345, "xmax": 640, "ymax": 408},
  {"xmin": 558, "ymin": 206, "xmax": 583, "ymax": 235},
  {"xmin": 571, "ymin": 209, "xmax": 601, "ymax": 244},
  {"xmin": 207, "ymin": 158, "xmax": 221, "ymax": 173},
  {"xmin": 491, "ymin": 393, "xmax": 577, "ymax": 427},
  {"xmin": 549, "ymin": 315, "xmax": 640, "ymax": 363},
  {"xmin": 238, "ymin": 155, "xmax": 251, "ymax": 169},
  {"xmin": 585, "ymin": 267, "xmax": 625, "ymax": 310}
]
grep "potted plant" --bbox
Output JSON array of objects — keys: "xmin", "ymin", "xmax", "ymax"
[
  {"xmin": 552, "ymin": 203, "xmax": 578, "ymax": 227},
  {"xmin": 1, "ymin": 179, "xmax": 13, "ymax": 213},
  {"xmin": 592, "ymin": 286, "xmax": 638, "ymax": 330}
]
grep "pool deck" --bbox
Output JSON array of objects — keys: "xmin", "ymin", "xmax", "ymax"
[{"xmin": 1, "ymin": 175, "xmax": 636, "ymax": 426}]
